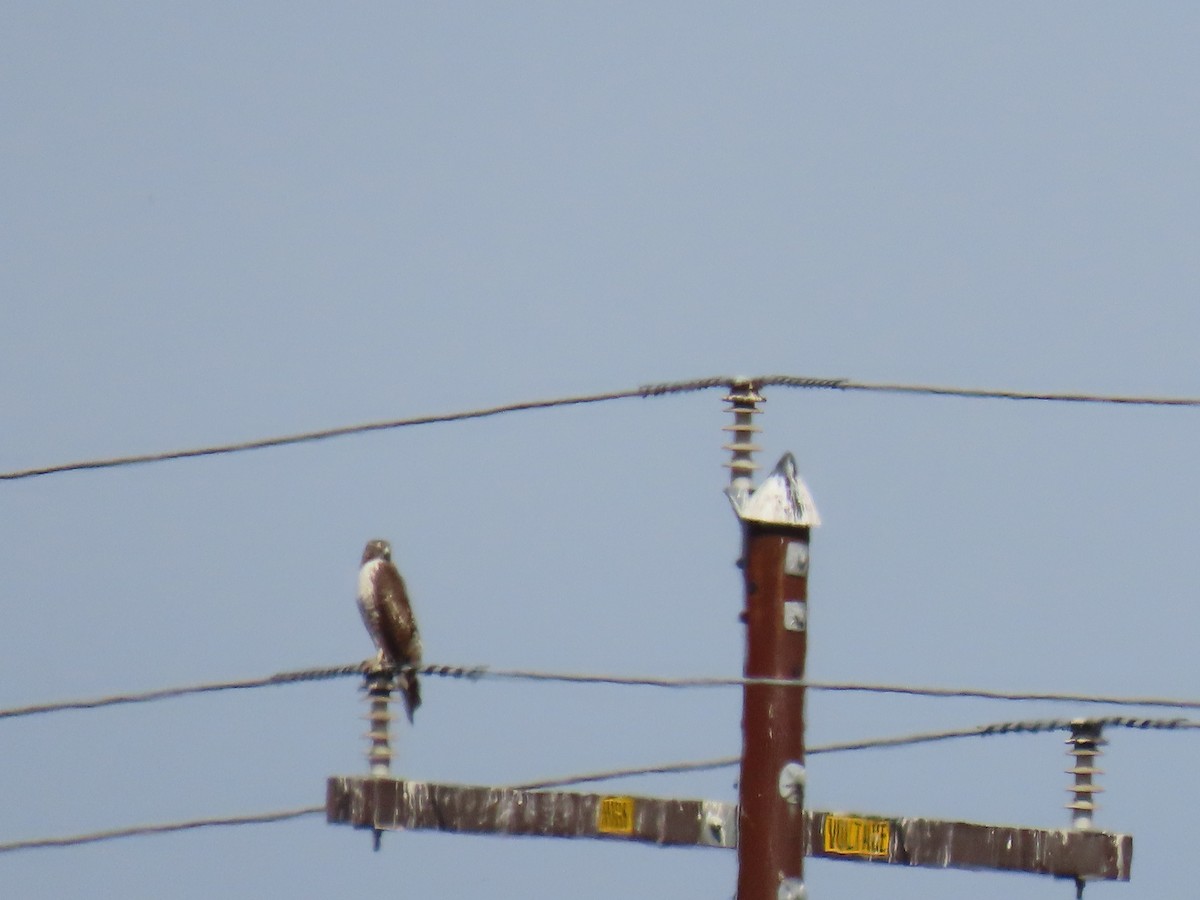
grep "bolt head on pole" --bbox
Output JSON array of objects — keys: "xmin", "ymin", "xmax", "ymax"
[{"xmin": 778, "ymin": 762, "xmax": 807, "ymax": 805}]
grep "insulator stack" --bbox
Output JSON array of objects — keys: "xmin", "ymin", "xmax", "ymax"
[
  {"xmin": 363, "ymin": 668, "xmax": 396, "ymax": 851},
  {"xmin": 363, "ymin": 669, "xmax": 395, "ymax": 777},
  {"xmin": 723, "ymin": 380, "xmax": 764, "ymax": 504},
  {"xmin": 1065, "ymin": 720, "xmax": 1106, "ymax": 831}
]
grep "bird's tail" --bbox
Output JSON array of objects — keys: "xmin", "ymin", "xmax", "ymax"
[{"xmin": 399, "ymin": 671, "xmax": 421, "ymax": 723}]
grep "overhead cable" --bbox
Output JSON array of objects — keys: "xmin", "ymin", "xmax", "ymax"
[
  {"xmin": 432, "ymin": 664, "xmax": 1200, "ymax": 711},
  {"xmin": 5, "ymin": 715, "xmax": 1194, "ymax": 854},
  {"xmin": 4, "ymin": 374, "xmax": 1196, "ymax": 482},
  {"xmin": 0, "ymin": 663, "xmax": 367, "ymax": 721},
  {"xmin": 830, "ymin": 378, "xmax": 1200, "ymax": 406},
  {"xmin": 5, "ymin": 660, "xmax": 1200, "ymax": 724},
  {"xmin": 0, "ymin": 806, "xmax": 323, "ymax": 854},
  {"xmin": 0, "ymin": 378, "xmax": 725, "ymax": 482},
  {"xmin": 512, "ymin": 715, "xmax": 1200, "ymax": 790},
  {"xmin": 512, "ymin": 756, "xmax": 741, "ymax": 790}
]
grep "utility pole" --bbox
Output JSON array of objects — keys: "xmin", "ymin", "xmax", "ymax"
[
  {"xmin": 724, "ymin": 383, "xmax": 820, "ymax": 899},
  {"xmin": 735, "ymin": 471, "xmax": 815, "ymax": 898},
  {"xmin": 326, "ymin": 379, "xmax": 1135, "ymax": 895}
]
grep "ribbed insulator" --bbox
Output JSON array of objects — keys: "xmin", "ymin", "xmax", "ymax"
[
  {"xmin": 363, "ymin": 669, "xmax": 395, "ymax": 777},
  {"xmin": 723, "ymin": 381, "xmax": 764, "ymax": 497},
  {"xmin": 1065, "ymin": 720, "xmax": 1106, "ymax": 830}
]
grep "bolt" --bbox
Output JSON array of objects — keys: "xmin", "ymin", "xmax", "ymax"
[{"xmin": 778, "ymin": 762, "xmax": 807, "ymax": 804}]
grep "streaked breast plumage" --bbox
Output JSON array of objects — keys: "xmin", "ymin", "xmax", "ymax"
[{"xmin": 357, "ymin": 538, "xmax": 422, "ymax": 722}]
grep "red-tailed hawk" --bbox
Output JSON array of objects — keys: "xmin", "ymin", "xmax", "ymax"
[{"xmin": 357, "ymin": 539, "xmax": 422, "ymax": 722}]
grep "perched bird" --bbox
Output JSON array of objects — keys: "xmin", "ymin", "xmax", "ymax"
[{"xmin": 357, "ymin": 539, "xmax": 423, "ymax": 722}]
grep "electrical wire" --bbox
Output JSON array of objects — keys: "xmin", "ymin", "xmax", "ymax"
[
  {"xmin": 802, "ymin": 679, "xmax": 1200, "ymax": 709},
  {"xmin": 4, "ymin": 374, "xmax": 1197, "ymax": 482},
  {"xmin": 0, "ymin": 806, "xmax": 323, "ymax": 854},
  {"xmin": 0, "ymin": 663, "xmax": 367, "ymax": 721},
  {"xmin": 6, "ymin": 715, "xmax": 1193, "ymax": 854},
  {"xmin": 808, "ymin": 714, "xmax": 1200, "ymax": 753},
  {"xmin": 833, "ymin": 378, "xmax": 1200, "ymax": 406},
  {"xmin": 511, "ymin": 757, "xmax": 740, "ymax": 790},
  {"xmin": 0, "ymin": 378, "xmax": 726, "ymax": 482},
  {"xmin": 5, "ymin": 661, "xmax": 1200, "ymax": 723},
  {"xmin": 511, "ymin": 715, "xmax": 1200, "ymax": 790},
  {"xmin": 427, "ymin": 664, "xmax": 1200, "ymax": 711},
  {"xmin": 4, "ymin": 378, "xmax": 1193, "ymax": 856}
]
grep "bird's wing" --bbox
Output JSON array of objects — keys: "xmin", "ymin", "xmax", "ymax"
[{"xmin": 375, "ymin": 562, "xmax": 419, "ymax": 665}]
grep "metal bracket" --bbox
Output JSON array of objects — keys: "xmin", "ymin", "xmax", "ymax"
[
  {"xmin": 783, "ymin": 541, "xmax": 809, "ymax": 576},
  {"xmin": 783, "ymin": 600, "xmax": 807, "ymax": 632},
  {"xmin": 700, "ymin": 800, "xmax": 738, "ymax": 848},
  {"xmin": 778, "ymin": 762, "xmax": 807, "ymax": 805}
]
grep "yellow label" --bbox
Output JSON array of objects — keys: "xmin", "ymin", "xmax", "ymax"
[
  {"xmin": 597, "ymin": 796, "xmax": 635, "ymax": 835},
  {"xmin": 822, "ymin": 815, "xmax": 890, "ymax": 858}
]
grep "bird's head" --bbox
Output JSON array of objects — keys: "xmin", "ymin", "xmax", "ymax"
[{"xmin": 361, "ymin": 539, "xmax": 393, "ymax": 565}]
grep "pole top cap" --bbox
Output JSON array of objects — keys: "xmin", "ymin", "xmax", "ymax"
[{"xmin": 731, "ymin": 452, "xmax": 820, "ymax": 526}]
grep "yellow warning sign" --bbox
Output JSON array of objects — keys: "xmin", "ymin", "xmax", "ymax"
[
  {"xmin": 822, "ymin": 814, "xmax": 890, "ymax": 858},
  {"xmin": 597, "ymin": 796, "xmax": 635, "ymax": 835}
]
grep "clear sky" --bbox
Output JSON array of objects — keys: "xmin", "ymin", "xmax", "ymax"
[{"xmin": 3, "ymin": 4, "xmax": 1198, "ymax": 898}]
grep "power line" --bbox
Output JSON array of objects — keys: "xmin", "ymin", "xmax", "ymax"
[
  {"xmin": 0, "ymin": 377, "xmax": 730, "ymax": 482},
  {"xmin": 831, "ymin": 377, "xmax": 1200, "ymax": 406},
  {"xmin": 5, "ymin": 660, "xmax": 1200, "ymax": 724},
  {"xmin": 4, "ymin": 374, "xmax": 1197, "ymax": 482},
  {"xmin": 0, "ymin": 663, "xmax": 367, "ymax": 721},
  {"xmin": 808, "ymin": 714, "xmax": 1200, "ymax": 753},
  {"xmin": 511, "ymin": 715, "xmax": 1200, "ymax": 790},
  {"xmin": 803, "ymin": 679, "xmax": 1200, "ymax": 709},
  {"xmin": 5, "ymin": 715, "xmax": 1192, "ymax": 854},
  {"xmin": 511, "ymin": 756, "xmax": 740, "ymax": 790},
  {"xmin": 0, "ymin": 806, "xmax": 323, "ymax": 854},
  {"xmin": 440, "ymin": 664, "xmax": 1200, "ymax": 711}
]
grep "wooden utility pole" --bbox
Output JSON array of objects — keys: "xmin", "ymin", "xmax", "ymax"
[
  {"xmin": 737, "ymin": 517, "xmax": 811, "ymax": 897},
  {"xmin": 723, "ymin": 380, "xmax": 820, "ymax": 898},
  {"xmin": 326, "ymin": 380, "xmax": 1136, "ymax": 895},
  {"xmin": 732, "ymin": 452, "xmax": 819, "ymax": 899}
]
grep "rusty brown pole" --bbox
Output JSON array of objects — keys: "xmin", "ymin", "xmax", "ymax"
[
  {"xmin": 728, "ymin": 445, "xmax": 819, "ymax": 900},
  {"xmin": 738, "ymin": 518, "xmax": 811, "ymax": 899}
]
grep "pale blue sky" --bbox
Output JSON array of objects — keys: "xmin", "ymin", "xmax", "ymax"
[{"xmin": 3, "ymin": 4, "xmax": 1198, "ymax": 897}]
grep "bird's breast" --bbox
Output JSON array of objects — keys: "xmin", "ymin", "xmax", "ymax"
[{"xmin": 357, "ymin": 558, "xmax": 384, "ymax": 603}]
